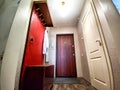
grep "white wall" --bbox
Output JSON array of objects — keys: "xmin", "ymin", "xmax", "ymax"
[
  {"xmin": 1, "ymin": 0, "xmax": 33, "ymax": 90},
  {"xmin": 0, "ymin": 0, "xmax": 19, "ymax": 55},
  {"xmin": 0, "ymin": 0, "xmax": 4, "ymax": 6},
  {"xmin": 99, "ymin": 0, "xmax": 120, "ymax": 64},
  {"xmin": 77, "ymin": 0, "xmax": 91, "ymax": 82},
  {"xmin": 47, "ymin": 26, "xmax": 83, "ymax": 77},
  {"xmin": 0, "ymin": 0, "xmax": 19, "ymax": 89}
]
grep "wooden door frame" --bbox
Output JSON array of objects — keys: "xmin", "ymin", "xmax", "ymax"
[{"xmin": 56, "ymin": 34, "xmax": 77, "ymax": 77}]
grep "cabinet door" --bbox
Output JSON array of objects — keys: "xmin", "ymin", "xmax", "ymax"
[{"xmin": 24, "ymin": 67, "xmax": 44, "ymax": 90}]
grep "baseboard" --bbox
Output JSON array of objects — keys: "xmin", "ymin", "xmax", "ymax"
[{"xmin": 78, "ymin": 77, "xmax": 91, "ymax": 85}]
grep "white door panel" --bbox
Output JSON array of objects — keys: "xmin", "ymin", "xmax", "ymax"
[{"xmin": 82, "ymin": 4, "xmax": 111, "ymax": 90}]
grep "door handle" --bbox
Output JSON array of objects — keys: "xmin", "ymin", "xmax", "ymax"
[{"xmin": 96, "ymin": 40, "xmax": 102, "ymax": 46}]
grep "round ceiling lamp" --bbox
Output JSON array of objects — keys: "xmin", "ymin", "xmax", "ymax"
[{"xmin": 61, "ymin": 1, "xmax": 65, "ymax": 6}]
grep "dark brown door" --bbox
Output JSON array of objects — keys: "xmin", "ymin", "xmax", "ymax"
[{"xmin": 56, "ymin": 34, "xmax": 77, "ymax": 77}]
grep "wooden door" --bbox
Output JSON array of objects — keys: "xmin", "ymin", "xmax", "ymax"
[
  {"xmin": 82, "ymin": 5, "xmax": 111, "ymax": 90},
  {"xmin": 56, "ymin": 34, "xmax": 77, "ymax": 77}
]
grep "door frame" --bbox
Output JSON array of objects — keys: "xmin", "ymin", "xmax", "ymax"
[{"xmin": 56, "ymin": 34, "xmax": 77, "ymax": 77}]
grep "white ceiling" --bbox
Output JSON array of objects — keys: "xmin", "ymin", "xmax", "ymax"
[{"xmin": 47, "ymin": 0, "xmax": 85, "ymax": 27}]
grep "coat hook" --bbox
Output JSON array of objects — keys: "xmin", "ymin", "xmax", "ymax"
[
  {"xmin": 41, "ymin": 18, "xmax": 45, "ymax": 21},
  {"xmin": 39, "ymin": 13, "xmax": 43, "ymax": 17},
  {"xmin": 36, "ymin": 8, "xmax": 40, "ymax": 11}
]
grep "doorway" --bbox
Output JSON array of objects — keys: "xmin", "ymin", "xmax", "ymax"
[{"xmin": 56, "ymin": 34, "xmax": 77, "ymax": 77}]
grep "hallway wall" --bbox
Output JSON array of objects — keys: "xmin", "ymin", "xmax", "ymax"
[
  {"xmin": 0, "ymin": 0, "xmax": 19, "ymax": 56},
  {"xmin": 1, "ymin": 0, "xmax": 33, "ymax": 90},
  {"xmin": 99, "ymin": 0, "xmax": 120, "ymax": 64},
  {"xmin": 93, "ymin": 0, "xmax": 120, "ymax": 62},
  {"xmin": 47, "ymin": 26, "xmax": 83, "ymax": 77},
  {"xmin": 77, "ymin": 24, "xmax": 90, "ymax": 82},
  {"xmin": 0, "ymin": 0, "xmax": 4, "ymax": 7},
  {"xmin": 77, "ymin": 0, "xmax": 90, "ymax": 82},
  {"xmin": 0, "ymin": 0, "xmax": 19, "ymax": 89}
]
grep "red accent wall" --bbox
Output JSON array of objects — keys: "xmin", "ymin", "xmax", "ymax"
[{"xmin": 20, "ymin": 5, "xmax": 45, "ymax": 87}]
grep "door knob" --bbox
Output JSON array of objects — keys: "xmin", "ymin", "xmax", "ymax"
[{"xmin": 73, "ymin": 54, "xmax": 75, "ymax": 56}]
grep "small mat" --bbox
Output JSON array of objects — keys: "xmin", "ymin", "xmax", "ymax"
[{"xmin": 54, "ymin": 78, "xmax": 80, "ymax": 84}]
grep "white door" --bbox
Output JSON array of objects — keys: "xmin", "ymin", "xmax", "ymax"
[{"xmin": 82, "ymin": 5, "xmax": 111, "ymax": 90}]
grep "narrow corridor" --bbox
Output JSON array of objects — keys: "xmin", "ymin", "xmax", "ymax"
[{"xmin": 0, "ymin": 0, "xmax": 120, "ymax": 90}]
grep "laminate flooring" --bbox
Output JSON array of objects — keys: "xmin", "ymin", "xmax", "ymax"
[
  {"xmin": 52, "ymin": 84, "xmax": 96, "ymax": 90},
  {"xmin": 52, "ymin": 78, "xmax": 97, "ymax": 90},
  {"xmin": 52, "ymin": 84, "xmax": 86, "ymax": 90}
]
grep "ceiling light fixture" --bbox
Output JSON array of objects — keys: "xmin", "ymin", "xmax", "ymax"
[{"xmin": 61, "ymin": 1, "xmax": 65, "ymax": 6}]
